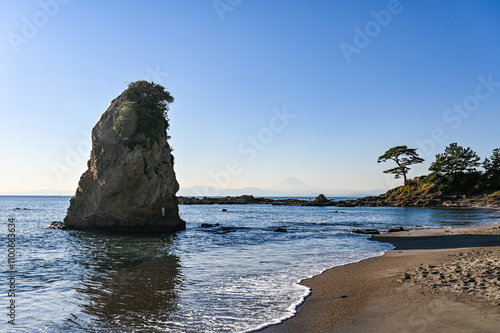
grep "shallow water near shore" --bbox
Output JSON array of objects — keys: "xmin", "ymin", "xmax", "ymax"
[{"xmin": 1, "ymin": 196, "xmax": 500, "ymax": 332}]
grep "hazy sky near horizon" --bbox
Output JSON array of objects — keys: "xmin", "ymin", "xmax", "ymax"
[{"xmin": 1, "ymin": 0, "xmax": 500, "ymax": 194}]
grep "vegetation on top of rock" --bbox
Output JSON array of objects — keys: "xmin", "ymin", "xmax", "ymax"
[
  {"xmin": 429, "ymin": 143, "xmax": 481, "ymax": 176},
  {"xmin": 379, "ymin": 143, "xmax": 500, "ymax": 196},
  {"xmin": 113, "ymin": 80, "xmax": 174, "ymax": 148},
  {"xmin": 483, "ymin": 148, "xmax": 500, "ymax": 189},
  {"xmin": 425, "ymin": 143, "xmax": 478, "ymax": 194},
  {"xmin": 378, "ymin": 145, "xmax": 424, "ymax": 186},
  {"xmin": 113, "ymin": 102, "xmax": 138, "ymax": 140}
]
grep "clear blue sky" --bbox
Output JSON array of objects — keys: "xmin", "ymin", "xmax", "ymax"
[{"xmin": 1, "ymin": 0, "xmax": 500, "ymax": 194}]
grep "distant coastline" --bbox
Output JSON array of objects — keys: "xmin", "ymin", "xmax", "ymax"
[
  {"xmin": 178, "ymin": 188, "xmax": 500, "ymax": 209},
  {"xmin": 0, "ymin": 192, "xmax": 74, "ymax": 196},
  {"xmin": 5, "ymin": 185, "xmax": 499, "ymax": 209}
]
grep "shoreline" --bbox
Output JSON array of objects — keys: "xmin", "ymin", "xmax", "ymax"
[
  {"xmin": 247, "ymin": 250, "xmax": 389, "ymax": 333},
  {"xmin": 258, "ymin": 222, "xmax": 500, "ymax": 333}
]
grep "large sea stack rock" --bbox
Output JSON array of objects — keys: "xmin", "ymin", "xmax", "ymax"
[{"xmin": 64, "ymin": 81, "xmax": 185, "ymax": 232}]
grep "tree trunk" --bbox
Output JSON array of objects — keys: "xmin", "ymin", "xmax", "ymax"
[{"xmin": 394, "ymin": 158, "xmax": 407, "ymax": 186}]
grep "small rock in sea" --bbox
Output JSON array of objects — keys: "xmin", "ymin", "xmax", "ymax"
[
  {"xmin": 274, "ymin": 227, "xmax": 288, "ymax": 233},
  {"xmin": 350, "ymin": 229, "xmax": 380, "ymax": 235},
  {"xmin": 215, "ymin": 227, "xmax": 236, "ymax": 234},
  {"xmin": 314, "ymin": 194, "xmax": 330, "ymax": 203},
  {"xmin": 388, "ymin": 227, "xmax": 406, "ymax": 233},
  {"xmin": 201, "ymin": 223, "xmax": 220, "ymax": 228},
  {"xmin": 48, "ymin": 221, "xmax": 65, "ymax": 230}
]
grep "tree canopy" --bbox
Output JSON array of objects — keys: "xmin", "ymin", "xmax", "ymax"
[
  {"xmin": 378, "ymin": 143, "xmax": 500, "ymax": 195},
  {"xmin": 425, "ymin": 143, "xmax": 500, "ymax": 194},
  {"xmin": 429, "ymin": 143, "xmax": 480, "ymax": 176},
  {"xmin": 113, "ymin": 80, "xmax": 174, "ymax": 148},
  {"xmin": 483, "ymin": 148, "xmax": 500, "ymax": 189},
  {"xmin": 378, "ymin": 145, "xmax": 424, "ymax": 185}
]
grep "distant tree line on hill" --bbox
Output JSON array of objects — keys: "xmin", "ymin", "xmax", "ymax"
[{"xmin": 379, "ymin": 143, "xmax": 500, "ymax": 194}]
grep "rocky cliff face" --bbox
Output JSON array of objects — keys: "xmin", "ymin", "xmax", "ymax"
[
  {"xmin": 64, "ymin": 83, "xmax": 185, "ymax": 232},
  {"xmin": 335, "ymin": 179, "xmax": 500, "ymax": 208}
]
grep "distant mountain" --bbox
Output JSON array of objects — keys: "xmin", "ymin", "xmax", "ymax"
[
  {"xmin": 266, "ymin": 177, "xmax": 319, "ymax": 193},
  {"xmin": 178, "ymin": 177, "xmax": 385, "ymax": 198},
  {"xmin": 177, "ymin": 186, "xmax": 272, "ymax": 197}
]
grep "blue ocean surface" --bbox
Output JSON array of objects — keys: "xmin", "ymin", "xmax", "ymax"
[{"xmin": 1, "ymin": 196, "xmax": 499, "ymax": 332}]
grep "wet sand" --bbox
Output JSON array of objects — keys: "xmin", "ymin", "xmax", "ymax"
[{"xmin": 259, "ymin": 222, "xmax": 500, "ymax": 333}]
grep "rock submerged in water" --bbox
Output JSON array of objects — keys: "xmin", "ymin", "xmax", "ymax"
[
  {"xmin": 201, "ymin": 223, "xmax": 220, "ymax": 228},
  {"xmin": 388, "ymin": 227, "xmax": 407, "ymax": 233},
  {"xmin": 350, "ymin": 228, "xmax": 381, "ymax": 235},
  {"xmin": 48, "ymin": 221, "xmax": 65, "ymax": 230},
  {"xmin": 64, "ymin": 81, "xmax": 185, "ymax": 233}
]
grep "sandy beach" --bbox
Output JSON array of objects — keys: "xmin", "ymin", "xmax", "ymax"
[{"xmin": 260, "ymin": 221, "xmax": 500, "ymax": 333}]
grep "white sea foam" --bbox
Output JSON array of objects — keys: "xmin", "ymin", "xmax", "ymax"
[{"xmin": 243, "ymin": 250, "xmax": 388, "ymax": 332}]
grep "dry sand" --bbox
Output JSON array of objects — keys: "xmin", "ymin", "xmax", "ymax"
[{"xmin": 259, "ymin": 222, "xmax": 500, "ymax": 333}]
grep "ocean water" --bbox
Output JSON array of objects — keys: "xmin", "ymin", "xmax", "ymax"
[{"xmin": 1, "ymin": 196, "xmax": 500, "ymax": 333}]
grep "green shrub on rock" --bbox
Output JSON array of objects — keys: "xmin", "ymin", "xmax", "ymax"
[
  {"xmin": 113, "ymin": 80, "xmax": 174, "ymax": 148},
  {"xmin": 113, "ymin": 101, "xmax": 137, "ymax": 141}
]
